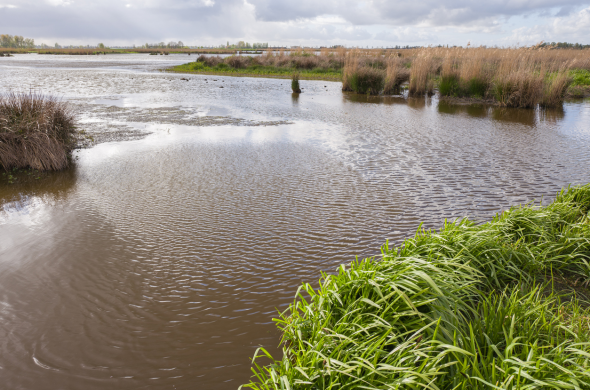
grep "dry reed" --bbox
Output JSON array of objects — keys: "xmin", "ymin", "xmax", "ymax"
[
  {"xmin": 409, "ymin": 51, "xmax": 435, "ymax": 96},
  {"xmin": 383, "ymin": 57, "xmax": 410, "ymax": 94},
  {"xmin": 0, "ymin": 92, "xmax": 76, "ymax": 171},
  {"xmin": 184, "ymin": 46, "xmax": 588, "ymax": 105}
]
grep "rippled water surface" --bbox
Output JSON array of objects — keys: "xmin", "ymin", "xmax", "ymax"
[{"xmin": 1, "ymin": 54, "xmax": 590, "ymax": 389}]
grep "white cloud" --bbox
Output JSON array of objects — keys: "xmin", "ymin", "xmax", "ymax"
[
  {"xmin": 506, "ymin": 6, "xmax": 590, "ymax": 44},
  {"xmin": 1, "ymin": 0, "xmax": 589, "ymax": 46}
]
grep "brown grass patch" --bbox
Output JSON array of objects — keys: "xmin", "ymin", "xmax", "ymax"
[{"xmin": 0, "ymin": 92, "xmax": 76, "ymax": 171}]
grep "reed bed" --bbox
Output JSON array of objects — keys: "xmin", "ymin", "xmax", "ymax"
[
  {"xmin": 169, "ymin": 46, "xmax": 590, "ymax": 104},
  {"xmin": 242, "ymin": 184, "xmax": 590, "ymax": 390},
  {"xmin": 0, "ymin": 92, "xmax": 76, "ymax": 171}
]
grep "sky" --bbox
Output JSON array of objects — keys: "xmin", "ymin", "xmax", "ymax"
[{"xmin": 1, "ymin": 0, "xmax": 590, "ymax": 47}]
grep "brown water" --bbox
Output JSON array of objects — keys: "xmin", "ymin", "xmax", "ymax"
[{"xmin": 1, "ymin": 54, "xmax": 590, "ymax": 390}]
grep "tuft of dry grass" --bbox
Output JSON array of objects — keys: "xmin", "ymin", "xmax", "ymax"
[
  {"xmin": 409, "ymin": 51, "xmax": 435, "ymax": 96},
  {"xmin": 0, "ymin": 92, "xmax": 76, "ymax": 171},
  {"xmin": 341, "ymin": 51, "xmax": 359, "ymax": 92},
  {"xmin": 492, "ymin": 53, "xmax": 544, "ymax": 108},
  {"xmin": 383, "ymin": 57, "xmax": 410, "ymax": 94}
]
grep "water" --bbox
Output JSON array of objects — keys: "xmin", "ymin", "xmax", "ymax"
[{"xmin": 1, "ymin": 54, "xmax": 590, "ymax": 389}]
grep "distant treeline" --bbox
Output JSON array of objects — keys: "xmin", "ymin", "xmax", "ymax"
[
  {"xmin": 539, "ymin": 42, "xmax": 590, "ymax": 49},
  {"xmin": 0, "ymin": 34, "xmax": 35, "ymax": 49}
]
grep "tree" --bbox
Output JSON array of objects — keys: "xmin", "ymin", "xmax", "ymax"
[
  {"xmin": 0, "ymin": 34, "xmax": 13, "ymax": 47},
  {"xmin": 98, "ymin": 43, "xmax": 105, "ymax": 48}
]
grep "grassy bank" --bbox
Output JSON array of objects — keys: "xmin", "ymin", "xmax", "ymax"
[
  {"xmin": 242, "ymin": 184, "xmax": 590, "ymax": 390},
  {"xmin": 0, "ymin": 92, "xmax": 76, "ymax": 171},
  {"xmin": 568, "ymin": 69, "xmax": 590, "ymax": 98},
  {"xmin": 168, "ymin": 54, "xmax": 342, "ymax": 81}
]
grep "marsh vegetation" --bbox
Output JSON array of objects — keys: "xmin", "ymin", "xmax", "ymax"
[
  {"xmin": 242, "ymin": 184, "xmax": 590, "ymax": 390},
  {"xmin": 169, "ymin": 46, "xmax": 590, "ymax": 108},
  {"xmin": 0, "ymin": 92, "xmax": 76, "ymax": 171},
  {"xmin": 170, "ymin": 49, "xmax": 343, "ymax": 80}
]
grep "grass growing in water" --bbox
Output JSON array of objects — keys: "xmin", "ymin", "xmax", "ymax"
[
  {"xmin": 241, "ymin": 184, "xmax": 590, "ymax": 390},
  {"xmin": 168, "ymin": 47, "xmax": 590, "ymax": 105},
  {"xmin": 291, "ymin": 73, "xmax": 301, "ymax": 93},
  {"xmin": 0, "ymin": 92, "xmax": 76, "ymax": 171}
]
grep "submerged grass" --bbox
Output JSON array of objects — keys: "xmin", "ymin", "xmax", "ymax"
[
  {"xmin": 0, "ymin": 92, "xmax": 76, "ymax": 171},
  {"xmin": 241, "ymin": 184, "xmax": 590, "ymax": 390}
]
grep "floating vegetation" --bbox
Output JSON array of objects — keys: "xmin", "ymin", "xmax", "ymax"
[{"xmin": 242, "ymin": 184, "xmax": 590, "ymax": 390}]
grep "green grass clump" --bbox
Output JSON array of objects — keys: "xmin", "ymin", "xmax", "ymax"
[
  {"xmin": 439, "ymin": 76, "xmax": 488, "ymax": 98},
  {"xmin": 438, "ymin": 74, "xmax": 461, "ymax": 96},
  {"xmin": 349, "ymin": 67, "xmax": 385, "ymax": 95},
  {"xmin": 241, "ymin": 184, "xmax": 590, "ymax": 390},
  {"xmin": 466, "ymin": 77, "xmax": 488, "ymax": 98},
  {"xmin": 570, "ymin": 69, "xmax": 590, "ymax": 87},
  {"xmin": 291, "ymin": 73, "xmax": 301, "ymax": 93}
]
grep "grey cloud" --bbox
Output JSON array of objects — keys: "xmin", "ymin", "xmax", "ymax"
[
  {"xmin": 556, "ymin": 5, "xmax": 575, "ymax": 16},
  {"xmin": 249, "ymin": 0, "xmax": 590, "ymax": 26},
  {"xmin": 1, "ymin": 0, "xmax": 589, "ymax": 45}
]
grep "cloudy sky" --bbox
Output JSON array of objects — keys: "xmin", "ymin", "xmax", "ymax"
[{"xmin": 1, "ymin": 0, "xmax": 590, "ymax": 47}]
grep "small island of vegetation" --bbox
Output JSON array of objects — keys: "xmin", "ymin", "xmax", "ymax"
[{"xmin": 0, "ymin": 92, "xmax": 76, "ymax": 171}]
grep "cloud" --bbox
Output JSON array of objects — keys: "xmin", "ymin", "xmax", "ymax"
[
  {"xmin": 249, "ymin": 0, "xmax": 590, "ymax": 27},
  {"xmin": 0, "ymin": 0, "xmax": 589, "ymax": 46},
  {"xmin": 506, "ymin": 6, "xmax": 590, "ymax": 44}
]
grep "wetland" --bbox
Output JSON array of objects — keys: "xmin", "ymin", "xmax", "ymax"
[{"xmin": 1, "ymin": 53, "xmax": 590, "ymax": 389}]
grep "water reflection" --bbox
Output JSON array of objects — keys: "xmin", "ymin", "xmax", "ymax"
[
  {"xmin": 0, "ymin": 166, "xmax": 77, "ymax": 216},
  {"xmin": 437, "ymin": 101, "xmax": 544, "ymax": 127},
  {"xmin": 491, "ymin": 107, "xmax": 537, "ymax": 126},
  {"xmin": 343, "ymin": 93, "xmax": 407, "ymax": 105},
  {"xmin": 437, "ymin": 101, "xmax": 489, "ymax": 118},
  {"xmin": 540, "ymin": 107, "xmax": 566, "ymax": 123}
]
